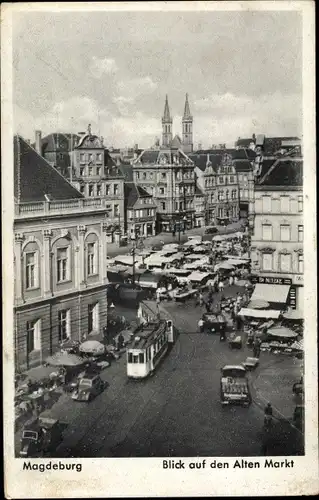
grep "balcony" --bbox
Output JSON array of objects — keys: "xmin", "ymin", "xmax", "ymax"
[{"xmin": 15, "ymin": 198, "xmax": 112, "ymax": 219}]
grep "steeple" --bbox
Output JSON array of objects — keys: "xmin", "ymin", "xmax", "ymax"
[
  {"xmin": 182, "ymin": 93, "xmax": 193, "ymax": 153},
  {"xmin": 162, "ymin": 95, "xmax": 173, "ymax": 147},
  {"xmin": 183, "ymin": 93, "xmax": 192, "ymax": 120}
]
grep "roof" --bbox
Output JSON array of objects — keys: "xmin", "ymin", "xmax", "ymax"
[
  {"xmin": 14, "ymin": 135, "xmax": 83, "ymax": 202},
  {"xmin": 130, "ymin": 321, "xmax": 167, "ymax": 350},
  {"xmin": 34, "ymin": 133, "xmax": 80, "ymax": 153},
  {"xmin": 233, "ymin": 160, "xmax": 253, "ymax": 172},
  {"xmin": 189, "ymin": 153, "xmax": 222, "ymax": 172},
  {"xmin": 119, "ymin": 163, "xmax": 134, "ymax": 181},
  {"xmin": 258, "ymin": 158, "xmax": 303, "ymax": 187},
  {"xmin": 124, "ymin": 182, "xmax": 154, "ymax": 208},
  {"xmin": 236, "ymin": 138, "xmax": 255, "ymax": 148},
  {"xmin": 136, "ymin": 147, "xmax": 194, "ymax": 166},
  {"xmin": 264, "ymin": 137, "xmax": 300, "ymax": 155},
  {"xmin": 171, "ymin": 135, "xmax": 182, "ymax": 149},
  {"xmin": 195, "ymin": 184, "xmax": 205, "ymax": 196}
]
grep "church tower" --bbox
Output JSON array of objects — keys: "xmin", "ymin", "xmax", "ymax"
[
  {"xmin": 182, "ymin": 93, "xmax": 193, "ymax": 153},
  {"xmin": 162, "ymin": 95, "xmax": 173, "ymax": 147}
]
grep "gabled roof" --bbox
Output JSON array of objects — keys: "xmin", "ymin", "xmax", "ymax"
[
  {"xmin": 135, "ymin": 147, "xmax": 194, "ymax": 166},
  {"xmin": 171, "ymin": 135, "xmax": 182, "ymax": 149},
  {"xmin": 233, "ymin": 160, "xmax": 253, "ymax": 172},
  {"xmin": 14, "ymin": 135, "xmax": 83, "ymax": 203},
  {"xmin": 124, "ymin": 182, "xmax": 154, "ymax": 208},
  {"xmin": 258, "ymin": 158, "xmax": 303, "ymax": 187}
]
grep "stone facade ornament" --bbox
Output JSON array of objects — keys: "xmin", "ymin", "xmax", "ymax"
[
  {"xmin": 77, "ymin": 225, "xmax": 86, "ymax": 234},
  {"xmin": 14, "ymin": 232, "xmax": 24, "ymax": 242},
  {"xmin": 43, "ymin": 229, "xmax": 53, "ymax": 239}
]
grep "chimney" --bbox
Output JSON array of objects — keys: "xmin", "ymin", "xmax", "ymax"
[
  {"xmin": 252, "ymin": 133, "xmax": 256, "ymax": 141},
  {"xmin": 134, "ymin": 143, "xmax": 138, "ymax": 151},
  {"xmin": 35, "ymin": 130, "xmax": 42, "ymax": 155}
]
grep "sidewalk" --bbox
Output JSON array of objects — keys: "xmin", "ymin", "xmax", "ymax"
[{"xmin": 107, "ymin": 221, "xmax": 244, "ymax": 257}]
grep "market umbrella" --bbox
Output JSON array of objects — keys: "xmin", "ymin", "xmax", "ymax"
[
  {"xmin": 46, "ymin": 352, "xmax": 85, "ymax": 367},
  {"xmin": 267, "ymin": 326, "xmax": 298, "ymax": 338},
  {"xmin": 249, "ymin": 299, "xmax": 270, "ymax": 310},
  {"xmin": 216, "ymin": 263, "xmax": 235, "ymax": 271},
  {"xmin": 283, "ymin": 310, "xmax": 304, "ymax": 321},
  {"xmin": 213, "ymin": 235, "xmax": 223, "ymax": 242},
  {"xmin": 79, "ymin": 340, "xmax": 105, "ymax": 355}
]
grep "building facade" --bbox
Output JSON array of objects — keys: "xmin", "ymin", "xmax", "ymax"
[
  {"xmin": 250, "ymin": 157, "xmax": 303, "ymax": 311},
  {"xmin": 34, "ymin": 131, "xmax": 79, "ymax": 178},
  {"xmin": 71, "ymin": 126, "xmax": 125, "ymax": 244},
  {"xmin": 14, "ymin": 136, "xmax": 110, "ymax": 370},
  {"xmin": 124, "ymin": 183, "xmax": 157, "ymax": 239}
]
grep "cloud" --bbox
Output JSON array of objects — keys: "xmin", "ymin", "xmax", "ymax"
[
  {"xmin": 117, "ymin": 76, "xmax": 157, "ymax": 98},
  {"xmin": 89, "ymin": 56, "xmax": 118, "ymax": 78}
]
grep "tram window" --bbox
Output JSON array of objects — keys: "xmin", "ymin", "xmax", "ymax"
[
  {"xmin": 145, "ymin": 350, "xmax": 148, "ymax": 362},
  {"xmin": 133, "ymin": 355, "xmax": 139, "ymax": 363},
  {"xmin": 128, "ymin": 353, "xmax": 133, "ymax": 363},
  {"xmin": 139, "ymin": 353, "xmax": 144, "ymax": 363},
  {"xmin": 148, "ymin": 347, "xmax": 151, "ymax": 359}
]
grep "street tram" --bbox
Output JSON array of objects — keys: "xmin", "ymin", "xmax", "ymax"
[{"xmin": 126, "ymin": 320, "xmax": 174, "ymax": 379}]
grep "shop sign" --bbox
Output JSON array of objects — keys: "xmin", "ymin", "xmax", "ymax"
[
  {"xmin": 252, "ymin": 276, "xmax": 292, "ymax": 285},
  {"xmin": 292, "ymin": 274, "xmax": 303, "ymax": 285}
]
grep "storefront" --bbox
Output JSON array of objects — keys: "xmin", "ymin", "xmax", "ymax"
[{"xmin": 250, "ymin": 276, "xmax": 292, "ymax": 310}]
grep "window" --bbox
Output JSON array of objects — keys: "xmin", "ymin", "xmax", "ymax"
[
  {"xmin": 88, "ymin": 184, "xmax": 94, "ymax": 197},
  {"xmin": 149, "ymin": 172, "xmax": 153, "ymax": 179},
  {"xmin": 88, "ymin": 166, "xmax": 93, "ymax": 176},
  {"xmin": 96, "ymin": 153, "xmax": 102, "ymax": 162},
  {"xmin": 139, "ymin": 353, "xmax": 144, "ymax": 363},
  {"xmin": 229, "ymin": 176, "xmax": 235, "ymax": 183},
  {"xmin": 88, "ymin": 303, "xmax": 99, "ymax": 333},
  {"xmin": 298, "ymin": 225, "xmax": 303, "ymax": 242},
  {"xmin": 25, "ymin": 252, "xmax": 37, "ymax": 289},
  {"xmin": 262, "ymin": 253, "xmax": 272, "ymax": 271},
  {"xmin": 243, "ymin": 175, "xmax": 248, "ymax": 182},
  {"xmin": 57, "ymin": 247, "xmax": 69, "ymax": 282},
  {"xmin": 26, "ymin": 319, "xmax": 41, "ymax": 352},
  {"xmin": 114, "ymin": 184, "xmax": 119, "ymax": 195},
  {"xmin": 80, "ymin": 167, "xmax": 85, "ymax": 176},
  {"xmin": 298, "ymin": 254, "xmax": 304, "ymax": 273},
  {"xmin": 161, "ymin": 202, "xmax": 166, "ymax": 211},
  {"xmin": 262, "ymin": 196, "xmax": 271, "ymax": 212},
  {"xmin": 105, "ymin": 185, "xmax": 110, "ymax": 196},
  {"xmin": 58, "ymin": 310, "xmax": 70, "ymax": 341},
  {"xmin": 80, "ymin": 153, "xmax": 85, "ymax": 163},
  {"xmin": 244, "ymin": 189, "xmax": 249, "ymax": 199},
  {"xmin": 231, "ymin": 189, "xmax": 237, "ymax": 199},
  {"xmin": 219, "ymin": 176, "xmax": 224, "ymax": 184},
  {"xmin": 159, "ymin": 187, "xmax": 165, "ymax": 195},
  {"xmin": 298, "ymin": 196, "xmax": 303, "ymax": 212},
  {"xmin": 96, "ymin": 184, "xmax": 102, "ymax": 196},
  {"xmin": 280, "ymin": 196, "xmax": 290, "ymax": 213},
  {"xmin": 96, "ymin": 167, "xmax": 101, "ymax": 176},
  {"xmin": 87, "ymin": 242, "xmax": 97, "ymax": 275},
  {"xmin": 280, "ymin": 253, "xmax": 292, "ymax": 272},
  {"xmin": 262, "ymin": 224, "xmax": 272, "ymax": 241},
  {"xmin": 80, "ymin": 184, "xmax": 85, "ymax": 195},
  {"xmin": 128, "ymin": 352, "xmax": 133, "ymax": 363},
  {"xmin": 88, "ymin": 154, "xmax": 93, "ymax": 162},
  {"xmin": 225, "ymin": 190, "xmax": 229, "ymax": 201},
  {"xmin": 280, "ymin": 225, "xmax": 291, "ymax": 241},
  {"xmin": 161, "ymin": 172, "xmax": 167, "ymax": 179},
  {"xmin": 218, "ymin": 191, "xmax": 224, "ymax": 201},
  {"xmin": 114, "ymin": 204, "xmax": 119, "ymax": 216}
]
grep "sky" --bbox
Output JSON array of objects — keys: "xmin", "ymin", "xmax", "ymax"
[{"xmin": 12, "ymin": 8, "xmax": 302, "ymax": 149}]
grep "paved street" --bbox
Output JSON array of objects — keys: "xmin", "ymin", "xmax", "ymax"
[
  {"xmin": 16, "ymin": 285, "xmax": 303, "ymax": 459},
  {"xmin": 107, "ymin": 221, "xmax": 245, "ymax": 257}
]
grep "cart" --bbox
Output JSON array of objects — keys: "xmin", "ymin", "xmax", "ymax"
[
  {"xmin": 203, "ymin": 313, "xmax": 226, "ymax": 334},
  {"xmin": 228, "ymin": 333, "xmax": 242, "ymax": 349},
  {"xmin": 242, "ymin": 357, "xmax": 259, "ymax": 370}
]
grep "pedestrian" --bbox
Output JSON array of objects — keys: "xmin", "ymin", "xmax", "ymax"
[
  {"xmin": 218, "ymin": 280, "xmax": 224, "ymax": 293},
  {"xmin": 229, "ymin": 275, "xmax": 234, "ymax": 286},
  {"xmin": 205, "ymin": 301, "xmax": 211, "ymax": 313},
  {"xmin": 198, "ymin": 318, "xmax": 204, "ymax": 333},
  {"xmin": 214, "ymin": 281, "xmax": 219, "ymax": 293},
  {"xmin": 199, "ymin": 292, "xmax": 204, "ymax": 307}
]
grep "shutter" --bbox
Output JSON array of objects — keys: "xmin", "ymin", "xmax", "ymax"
[
  {"xmin": 35, "ymin": 250, "xmax": 40, "ymax": 288},
  {"xmin": 67, "ymin": 245, "xmax": 71, "ymax": 280},
  {"xmin": 66, "ymin": 309, "xmax": 71, "ymax": 338}
]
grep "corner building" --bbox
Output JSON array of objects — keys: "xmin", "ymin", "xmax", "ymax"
[{"xmin": 14, "ymin": 136, "xmax": 109, "ymax": 370}]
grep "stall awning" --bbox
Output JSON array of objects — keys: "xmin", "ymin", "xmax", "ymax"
[
  {"xmin": 251, "ymin": 283, "xmax": 290, "ymax": 304},
  {"xmin": 239, "ymin": 308, "xmax": 281, "ymax": 319}
]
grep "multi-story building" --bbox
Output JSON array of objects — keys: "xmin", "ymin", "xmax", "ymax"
[
  {"xmin": 190, "ymin": 150, "xmax": 240, "ymax": 225},
  {"xmin": 124, "ymin": 183, "xmax": 157, "ymax": 239},
  {"xmin": 70, "ymin": 126, "xmax": 125, "ymax": 244},
  {"xmin": 14, "ymin": 136, "xmax": 110, "ymax": 370},
  {"xmin": 33, "ymin": 131, "xmax": 79, "ymax": 178},
  {"xmin": 250, "ymin": 156, "xmax": 303, "ymax": 311},
  {"xmin": 236, "ymin": 134, "xmax": 301, "ymax": 156}
]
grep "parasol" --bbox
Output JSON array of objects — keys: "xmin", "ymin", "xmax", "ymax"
[
  {"xmin": 283, "ymin": 310, "xmax": 303, "ymax": 321},
  {"xmin": 249, "ymin": 299, "xmax": 270, "ymax": 310},
  {"xmin": 46, "ymin": 352, "xmax": 85, "ymax": 367},
  {"xmin": 79, "ymin": 340, "xmax": 105, "ymax": 355},
  {"xmin": 267, "ymin": 326, "xmax": 298, "ymax": 338},
  {"xmin": 213, "ymin": 235, "xmax": 223, "ymax": 242},
  {"xmin": 216, "ymin": 262, "xmax": 235, "ymax": 271}
]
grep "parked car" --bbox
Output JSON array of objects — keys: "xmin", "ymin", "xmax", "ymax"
[
  {"xmin": 72, "ymin": 374, "xmax": 105, "ymax": 402},
  {"xmin": 205, "ymin": 226, "xmax": 218, "ymax": 234}
]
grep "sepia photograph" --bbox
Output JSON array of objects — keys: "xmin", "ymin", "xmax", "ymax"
[{"xmin": 2, "ymin": 1, "xmax": 317, "ymax": 497}]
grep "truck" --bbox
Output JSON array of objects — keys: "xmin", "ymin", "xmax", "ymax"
[{"xmin": 220, "ymin": 365, "xmax": 251, "ymax": 407}]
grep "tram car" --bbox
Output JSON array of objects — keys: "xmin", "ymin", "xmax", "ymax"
[{"xmin": 127, "ymin": 320, "xmax": 174, "ymax": 379}]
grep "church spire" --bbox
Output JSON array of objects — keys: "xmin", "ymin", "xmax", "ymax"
[
  {"xmin": 183, "ymin": 93, "xmax": 192, "ymax": 120},
  {"xmin": 162, "ymin": 95, "xmax": 173, "ymax": 147},
  {"xmin": 163, "ymin": 94, "xmax": 171, "ymax": 121}
]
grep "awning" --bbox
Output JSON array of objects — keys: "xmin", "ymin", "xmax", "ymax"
[
  {"xmin": 251, "ymin": 283, "xmax": 290, "ymax": 304},
  {"xmin": 239, "ymin": 308, "xmax": 281, "ymax": 319},
  {"xmin": 268, "ymin": 326, "xmax": 298, "ymax": 338},
  {"xmin": 188, "ymin": 271, "xmax": 211, "ymax": 282}
]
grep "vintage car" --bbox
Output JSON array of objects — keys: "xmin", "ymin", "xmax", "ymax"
[
  {"xmin": 204, "ymin": 226, "xmax": 218, "ymax": 234},
  {"xmin": 72, "ymin": 373, "xmax": 105, "ymax": 402},
  {"xmin": 19, "ymin": 416, "xmax": 62, "ymax": 457}
]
